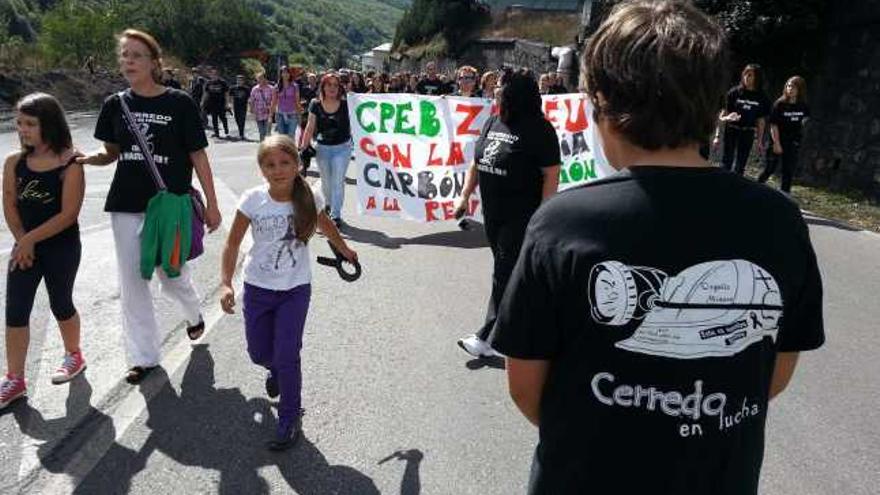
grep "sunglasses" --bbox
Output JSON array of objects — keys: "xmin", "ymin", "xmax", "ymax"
[{"xmin": 459, "ymin": 76, "xmax": 476, "ymax": 81}]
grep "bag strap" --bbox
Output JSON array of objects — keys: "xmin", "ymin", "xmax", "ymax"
[{"xmin": 118, "ymin": 90, "xmax": 167, "ymax": 191}]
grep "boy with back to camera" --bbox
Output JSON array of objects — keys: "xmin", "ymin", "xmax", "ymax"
[{"xmin": 491, "ymin": 1, "xmax": 825, "ymax": 494}]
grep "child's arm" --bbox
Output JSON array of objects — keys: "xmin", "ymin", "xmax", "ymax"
[
  {"xmin": 2, "ymin": 153, "xmax": 26, "ymax": 242},
  {"xmin": 220, "ymin": 211, "xmax": 250, "ymax": 314},
  {"xmin": 316, "ymin": 212, "xmax": 358, "ymax": 263}
]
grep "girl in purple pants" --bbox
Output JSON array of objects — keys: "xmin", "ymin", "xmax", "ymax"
[{"xmin": 220, "ymin": 134, "xmax": 357, "ymax": 450}]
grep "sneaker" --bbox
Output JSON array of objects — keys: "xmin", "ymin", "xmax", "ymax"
[
  {"xmin": 457, "ymin": 335, "xmax": 499, "ymax": 358},
  {"xmin": 0, "ymin": 374, "xmax": 27, "ymax": 409},
  {"xmin": 265, "ymin": 371, "xmax": 279, "ymax": 399},
  {"xmin": 268, "ymin": 417, "xmax": 302, "ymax": 451},
  {"xmin": 50, "ymin": 351, "xmax": 86, "ymax": 384}
]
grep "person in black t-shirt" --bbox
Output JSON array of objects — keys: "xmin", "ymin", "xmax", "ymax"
[
  {"xmin": 203, "ymin": 67, "xmax": 230, "ymax": 138},
  {"xmin": 188, "ymin": 67, "xmax": 207, "ymax": 124},
  {"xmin": 757, "ymin": 76, "xmax": 810, "ymax": 193},
  {"xmin": 715, "ymin": 64, "xmax": 770, "ymax": 175},
  {"xmin": 416, "ymin": 61, "xmax": 451, "ymax": 96},
  {"xmin": 162, "ymin": 69, "xmax": 181, "ymax": 89},
  {"xmin": 493, "ymin": 4, "xmax": 825, "ymax": 494},
  {"xmin": 77, "ymin": 29, "xmax": 222, "ymax": 385},
  {"xmin": 229, "ymin": 75, "xmax": 251, "ymax": 140},
  {"xmin": 455, "ymin": 67, "xmax": 561, "ymax": 359}
]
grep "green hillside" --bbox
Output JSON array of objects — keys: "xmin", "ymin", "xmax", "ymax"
[
  {"xmin": 252, "ymin": 0, "xmax": 407, "ymax": 66},
  {"xmin": 1, "ymin": 0, "xmax": 410, "ymax": 68}
]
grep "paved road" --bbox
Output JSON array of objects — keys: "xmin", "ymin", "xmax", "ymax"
[{"xmin": 0, "ymin": 117, "xmax": 877, "ymax": 494}]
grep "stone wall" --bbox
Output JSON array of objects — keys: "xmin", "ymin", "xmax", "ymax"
[
  {"xmin": 800, "ymin": 1, "xmax": 880, "ymax": 199},
  {"xmin": 387, "ymin": 38, "xmax": 564, "ymax": 81}
]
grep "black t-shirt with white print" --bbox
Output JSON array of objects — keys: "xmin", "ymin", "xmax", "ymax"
[
  {"xmin": 416, "ymin": 77, "xmax": 451, "ymax": 96},
  {"xmin": 203, "ymin": 78, "xmax": 229, "ymax": 111},
  {"xmin": 95, "ymin": 88, "xmax": 208, "ymax": 213},
  {"xmin": 770, "ymin": 100, "xmax": 810, "ymax": 142},
  {"xmin": 493, "ymin": 166, "xmax": 825, "ymax": 495},
  {"xmin": 474, "ymin": 115, "xmax": 560, "ymax": 222},
  {"xmin": 725, "ymin": 86, "xmax": 771, "ymax": 129}
]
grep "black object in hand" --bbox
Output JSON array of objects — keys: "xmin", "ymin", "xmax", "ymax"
[{"xmin": 316, "ymin": 240, "xmax": 361, "ymax": 282}]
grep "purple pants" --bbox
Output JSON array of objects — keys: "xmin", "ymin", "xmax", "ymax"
[{"xmin": 243, "ymin": 282, "xmax": 311, "ymax": 429}]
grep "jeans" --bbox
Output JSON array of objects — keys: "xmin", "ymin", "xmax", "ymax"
[
  {"xmin": 316, "ymin": 141, "xmax": 353, "ymax": 220},
  {"xmin": 721, "ymin": 126, "xmax": 756, "ymax": 175},
  {"xmin": 275, "ymin": 112, "xmax": 299, "ymax": 139},
  {"xmin": 256, "ymin": 120, "xmax": 270, "ymax": 141},
  {"xmin": 243, "ymin": 283, "xmax": 311, "ymax": 431},
  {"xmin": 233, "ymin": 104, "xmax": 247, "ymax": 138}
]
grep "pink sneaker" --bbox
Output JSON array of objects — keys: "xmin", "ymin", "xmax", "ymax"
[
  {"xmin": 0, "ymin": 374, "xmax": 27, "ymax": 409},
  {"xmin": 51, "ymin": 351, "xmax": 86, "ymax": 384}
]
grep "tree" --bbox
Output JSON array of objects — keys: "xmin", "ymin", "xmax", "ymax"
[
  {"xmin": 39, "ymin": 0, "xmax": 123, "ymax": 66},
  {"xmin": 393, "ymin": 0, "xmax": 490, "ymax": 55}
]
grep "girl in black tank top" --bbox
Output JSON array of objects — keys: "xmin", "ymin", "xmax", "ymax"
[
  {"xmin": 15, "ymin": 153, "xmax": 80, "ymax": 243},
  {"xmin": 1, "ymin": 92, "xmax": 87, "ymax": 411}
]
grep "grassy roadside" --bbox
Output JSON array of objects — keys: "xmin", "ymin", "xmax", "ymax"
[{"xmin": 743, "ymin": 165, "xmax": 880, "ymax": 233}]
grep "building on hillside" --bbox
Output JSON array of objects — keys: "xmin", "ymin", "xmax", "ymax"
[{"xmin": 361, "ymin": 43, "xmax": 392, "ymax": 73}]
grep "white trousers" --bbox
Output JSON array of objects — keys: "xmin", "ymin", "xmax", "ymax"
[{"xmin": 111, "ymin": 213, "xmax": 201, "ymax": 367}]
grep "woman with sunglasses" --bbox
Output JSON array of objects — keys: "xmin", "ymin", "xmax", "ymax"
[{"xmin": 453, "ymin": 66, "xmax": 479, "ymax": 98}]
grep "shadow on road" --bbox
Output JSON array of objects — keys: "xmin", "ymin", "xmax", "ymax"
[
  {"xmin": 465, "ymin": 356, "xmax": 506, "ymax": 370},
  {"xmin": 76, "ymin": 345, "xmax": 379, "ymax": 494},
  {"xmin": 378, "ymin": 449, "xmax": 424, "ymax": 495},
  {"xmin": 803, "ymin": 213, "xmax": 863, "ymax": 232},
  {"xmin": 8, "ymin": 377, "xmax": 146, "ymax": 494},
  {"xmin": 340, "ymin": 223, "xmax": 488, "ymax": 250}
]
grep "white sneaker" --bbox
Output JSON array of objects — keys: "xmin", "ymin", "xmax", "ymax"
[{"xmin": 457, "ymin": 335, "xmax": 499, "ymax": 358}]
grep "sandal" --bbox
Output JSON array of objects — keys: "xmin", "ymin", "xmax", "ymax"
[
  {"xmin": 186, "ymin": 319, "xmax": 205, "ymax": 341},
  {"xmin": 125, "ymin": 366, "xmax": 156, "ymax": 385}
]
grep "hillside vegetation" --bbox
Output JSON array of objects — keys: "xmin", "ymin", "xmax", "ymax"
[{"xmin": 1, "ymin": 0, "xmax": 409, "ymax": 70}]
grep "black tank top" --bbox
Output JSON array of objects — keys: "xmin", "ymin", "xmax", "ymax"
[{"xmin": 15, "ymin": 153, "xmax": 79, "ymax": 243}]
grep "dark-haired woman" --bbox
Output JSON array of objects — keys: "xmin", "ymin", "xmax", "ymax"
[
  {"xmin": 1, "ymin": 93, "xmax": 85, "ymax": 409},
  {"xmin": 300, "ymin": 73, "xmax": 352, "ymax": 227},
  {"xmin": 716, "ymin": 64, "xmax": 770, "ymax": 175},
  {"xmin": 758, "ymin": 76, "xmax": 810, "ymax": 193},
  {"xmin": 272, "ymin": 67, "xmax": 301, "ymax": 140},
  {"xmin": 77, "ymin": 29, "xmax": 222, "ymax": 384},
  {"xmin": 455, "ymin": 68, "xmax": 561, "ymax": 358}
]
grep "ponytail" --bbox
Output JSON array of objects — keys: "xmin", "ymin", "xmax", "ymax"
[{"xmin": 291, "ymin": 173, "xmax": 317, "ymax": 244}]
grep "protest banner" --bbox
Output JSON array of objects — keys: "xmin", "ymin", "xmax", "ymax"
[{"xmin": 348, "ymin": 93, "xmax": 611, "ymax": 223}]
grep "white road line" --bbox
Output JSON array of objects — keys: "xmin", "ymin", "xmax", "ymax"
[{"xmin": 16, "ymin": 176, "xmax": 249, "ymax": 491}]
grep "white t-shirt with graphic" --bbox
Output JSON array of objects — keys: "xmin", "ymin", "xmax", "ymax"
[{"xmin": 237, "ymin": 184, "xmax": 325, "ymax": 291}]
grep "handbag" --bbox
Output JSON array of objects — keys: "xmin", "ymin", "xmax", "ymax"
[{"xmin": 118, "ymin": 90, "xmax": 206, "ymax": 262}]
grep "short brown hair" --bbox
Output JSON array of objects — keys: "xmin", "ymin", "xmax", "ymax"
[
  {"xmin": 119, "ymin": 28, "xmax": 164, "ymax": 83},
  {"xmin": 582, "ymin": 0, "xmax": 729, "ymax": 149}
]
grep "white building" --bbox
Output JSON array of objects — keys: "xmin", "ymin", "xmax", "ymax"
[{"xmin": 361, "ymin": 42, "xmax": 392, "ymax": 72}]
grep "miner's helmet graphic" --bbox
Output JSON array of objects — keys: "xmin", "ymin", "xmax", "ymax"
[
  {"xmin": 590, "ymin": 260, "xmax": 784, "ymax": 359},
  {"xmin": 589, "ymin": 261, "xmax": 667, "ymax": 326}
]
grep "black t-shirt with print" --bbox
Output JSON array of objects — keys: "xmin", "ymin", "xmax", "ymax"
[
  {"xmin": 94, "ymin": 89, "xmax": 208, "ymax": 213},
  {"xmin": 416, "ymin": 77, "xmax": 451, "ymax": 95},
  {"xmin": 474, "ymin": 115, "xmax": 560, "ymax": 222},
  {"xmin": 229, "ymin": 84, "xmax": 250, "ymax": 108},
  {"xmin": 725, "ymin": 86, "xmax": 771, "ymax": 128},
  {"xmin": 493, "ymin": 166, "xmax": 825, "ymax": 495},
  {"xmin": 308, "ymin": 98, "xmax": 351, "ymax": 145},
  {"xmin": 203, "ymin": 78, "xmax": 229, "ymax": 111},
  {"xmin": 770, "ymin": 100, "xmax": 810, "ymax": 142}
]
